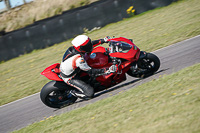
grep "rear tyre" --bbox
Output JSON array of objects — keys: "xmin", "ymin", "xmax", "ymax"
[
  {"xmin": 40, "ymin": 81, "xmax": 77, "ymax": 108},
  {"xmin": 127, "ymin": 53, "xmax": 160, "ymax": 78}
]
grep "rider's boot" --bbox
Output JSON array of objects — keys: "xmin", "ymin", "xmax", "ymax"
[
  {"xmin": 67, "ymin": 79, "xmax": 94, "ymax": 100},
  {"xmin": 70, "ymin": 90, "xmax": 92, "ymax": 100}
]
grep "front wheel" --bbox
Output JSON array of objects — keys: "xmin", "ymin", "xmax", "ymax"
[
  {"xmin": 127, "ymin": 53, "xmax": 160, "ymax": 78},
  {"xmin": 40, "ymin": 81, "xmax": 77, "ymax": 108}
]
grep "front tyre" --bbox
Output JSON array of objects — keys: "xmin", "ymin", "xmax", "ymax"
[
  {"xmin": 40, "ymin": 81, "xmax": 77, "ymax": 108},
  {"xmin": 127, "ymin": 53, "xmax": 160, "ymax": 78}
]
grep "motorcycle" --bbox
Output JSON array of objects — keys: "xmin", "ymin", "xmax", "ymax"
[{"xmin": 40, "ymin": 37, "xmax": 160, "ymax": 108}]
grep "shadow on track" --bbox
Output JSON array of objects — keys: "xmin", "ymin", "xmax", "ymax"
[
  {"xmin": 55, "ymin": 68, "xmax": 169, "ymax": 110},
  {"xmin": 94, "ymin": 68, "xmax": 169, "ymax": 97}
]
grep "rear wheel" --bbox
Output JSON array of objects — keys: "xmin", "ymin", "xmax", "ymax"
[
  {"xmin": 127, "ymin": 53, "xmax": 160, "ymax": 78},
  {"xmin": 40, "ymin": 81, "xmax": 77, "ymax": 108}
]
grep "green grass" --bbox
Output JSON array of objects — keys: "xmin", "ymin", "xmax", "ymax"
[
  {"xmin": 0, "ymin": 0, "xmax": 98, "ymax": 32},
  {"xmin": 0, "ymin": 0, "xmax": 200, "ymax": 106},
  {"xmin": 13, "ymin": 63, "xmax": 200, "ymax": 133}
]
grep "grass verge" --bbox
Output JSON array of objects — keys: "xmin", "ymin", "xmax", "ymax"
[
  {"xmin": 13, "ymin": 63, "xmax": 200, "ymax": 133},
  {"xmin": 0, "ymin": 0, "xmax": 200, "ymax": 106},
  {"xmin": 0, "ymin": 0, "xmax": 99, "ymax": 32}
]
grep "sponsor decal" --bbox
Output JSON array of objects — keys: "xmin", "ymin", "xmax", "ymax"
[
  {"xmin": 90, "ymin": 53, "xmax": 96, "ymax": 59},
  {"xmin": 80, "ymin": 59, "xmax": 85, "ymax": 63}
]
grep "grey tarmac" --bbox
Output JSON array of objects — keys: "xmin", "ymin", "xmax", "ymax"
[{"xmin": 0, "ymin": 35, "xmax": 200, "ymax": 133}]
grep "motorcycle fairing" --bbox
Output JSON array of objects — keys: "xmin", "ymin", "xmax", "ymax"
[
  {"xmin": 108, "ymin": 37, "xmax": 140, "ymax": 61},
  {"xmin": 41, "ymin": 63, "xmax": 64, "ymax": 81},
  {"xmin": 95, "ymin": 60, "xmax": 131, "ymax": 87},
  {"xmin": 92, "ymin": 46, "xmax": 106, "ymax": 53},
  {"xmin": 109, "ymin": 48, "xmax": 140, "ymax": 62}
]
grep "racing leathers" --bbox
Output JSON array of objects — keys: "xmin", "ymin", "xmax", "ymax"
[{"xmin": 60, "ymin": 39, "xmax": 110, "ymax": 99}]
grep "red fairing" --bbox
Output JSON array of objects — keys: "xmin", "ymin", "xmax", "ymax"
[
  {"xmin": 84, "ymin": 46, "xmax": 108, "ymax": 69},
  {"xmin": 108, "ymin": 37, "xmax": 135, "ymax": 45},
  {"xmin": 95, "ymin": 61, "xmax": 131, "ymax": 87},
  {"xmin": 41, "ymin": 63, "xmax": 63, "ymax": 81},
  {"xmin": 109, "ymin": 49, "xmax": 140, "ymax": 62},
  {"xmin": 93, "ymin": 46, "xmax": 106, "ymax": 53},
  {"xmin": 108, "ymin": 37, "xmax": 140, "ymax": 62}
]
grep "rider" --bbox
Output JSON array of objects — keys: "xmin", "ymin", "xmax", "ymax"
[{"xmin": 60, "ymin": 35, "xmax": 117, "ymax": 100}]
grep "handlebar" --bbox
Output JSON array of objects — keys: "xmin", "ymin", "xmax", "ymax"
[{"xmin": 108, "ymin": 41, "xmax": 121, "ymax": 53}]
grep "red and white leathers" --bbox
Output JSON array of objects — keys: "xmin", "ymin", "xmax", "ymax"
[
  {"xmin": 60, "ymin": 54, "xmax": 91, "ymax": 83},
  {"xmin": 60, "ymin": 37, "xmax": 106, "ymax": 82},
  {"xmin": 60, "ymin": 37, "xmax": 108, "ymax": 99}
]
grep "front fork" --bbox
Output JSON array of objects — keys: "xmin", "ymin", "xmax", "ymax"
[
  {"xmin": 111, "ymin": 57, "xmax": 123, "ymax": 74},
  {"xmin": 139, "ymin": 51, "xmax": 147, "ymax": 59},
  {"xmin": 130, "ymin": 51, "xmax": 148, "ymax": 74}
]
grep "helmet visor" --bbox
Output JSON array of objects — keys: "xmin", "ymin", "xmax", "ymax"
[{"xmin": 80, "ymin": 41, "xmax": 93, "ymax": 53}]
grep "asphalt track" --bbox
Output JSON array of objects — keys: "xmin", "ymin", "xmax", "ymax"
[{"xmin": 0, "ymin": 35, "xmax": 200, "ymax": 133}]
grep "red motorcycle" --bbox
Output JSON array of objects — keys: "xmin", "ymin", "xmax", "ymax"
[{"xmin": 40, "ymin": 37, "xmax": 160, "ymax": 108}]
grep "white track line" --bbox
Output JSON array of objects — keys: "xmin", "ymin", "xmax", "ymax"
[{"xmin": 153, "ymin": 35, "xmax": 200, "ymax": 53}]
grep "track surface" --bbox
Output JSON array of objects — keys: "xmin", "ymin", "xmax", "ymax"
[{"xmin": 0, "ymin": 35, "xmax": 200, "ymax": 133}]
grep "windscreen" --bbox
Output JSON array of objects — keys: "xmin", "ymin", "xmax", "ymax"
[{"xmin": 110, "ymin": 41, "xmax": 132, "ymax": 53}]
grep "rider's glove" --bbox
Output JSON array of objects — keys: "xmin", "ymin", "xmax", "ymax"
[{"xmin": 104, "ymin": 36, "xmax": 111, "ymax": 43}]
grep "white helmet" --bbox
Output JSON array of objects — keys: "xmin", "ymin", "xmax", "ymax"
[{"xmin": 71, "ymin": 35, "xmax": 93, "ymax": 53}]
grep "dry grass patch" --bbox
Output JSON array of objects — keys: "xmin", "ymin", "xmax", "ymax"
[{"xmin": 0, "ymin": 0, "xmax": 99, "ymax": 32}]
